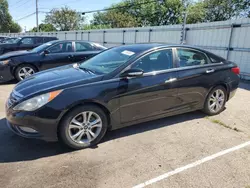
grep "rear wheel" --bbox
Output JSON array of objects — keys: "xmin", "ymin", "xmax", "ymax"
[
  {"xmin": 59, "ymin": 105, "xmax": 108, "ymax": 150},
  {"xmin": 15, "ymin": 64, "xmax": 37, "ymax": 81},
  {"xmin": 203, "ymin": 86, "xmax": 227, "ymax": 115}
]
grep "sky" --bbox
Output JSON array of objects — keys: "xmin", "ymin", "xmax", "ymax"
[{"xmin": 7, "ymin": 0, "xmax": 122, "ymax": 32}]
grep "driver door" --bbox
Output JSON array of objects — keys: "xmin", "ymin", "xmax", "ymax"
[
  {"xmin": 40, "ymin": 41, "xmax": 75, "ymax": 70},
  {"xmin": 118, "ymin": 48, "xmax": 180, "ymax": 124}
]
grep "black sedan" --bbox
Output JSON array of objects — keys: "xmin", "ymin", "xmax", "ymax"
[
  {"xmin": 5, "ymin": 44, "xmax": 240, "ymax": 149},
  {"xmin": 0, "ymin": 40, "xmax": 106, "ymax": 82},
  {"xmin": 0, "ymin": 36, "xmax": 58, "ymax": 55}
]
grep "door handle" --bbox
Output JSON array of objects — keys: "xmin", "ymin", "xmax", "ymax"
[
  {"xmin": 68, "ymin": 55, "xmax": 74, "ymax": 59},
  {"xmin": 165, "ymin": 78, "xmax": 177, "ymax": 83},
  {"xmin": 206, "ymin": 69, "xmax": 215, "ymax": 74}
]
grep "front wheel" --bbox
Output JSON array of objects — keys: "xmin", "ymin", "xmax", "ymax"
[
  {"xmin": 15, "ymin": 64, "xmax": 37, "ymax": 81},
  {"xmin": 203, "ymin": 86, "xmax": 227, "ymax": 116},
  {"xmin": 59, "ymin": 105, "xmax": 108, "ymax": 150}
]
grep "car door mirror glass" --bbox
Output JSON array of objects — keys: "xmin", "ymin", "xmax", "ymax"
[{"xmin": 120, "ymin": 69, "xmax": 144, "ymax": 78}]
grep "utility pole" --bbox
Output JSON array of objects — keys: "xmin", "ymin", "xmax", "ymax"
[
  {"xmin": 180, "ymin": 11, "xmax": 187, "ymax": 44},
  {"xmin": 36, "ymin": 0, "xmax": 39, "ymax": 32}
]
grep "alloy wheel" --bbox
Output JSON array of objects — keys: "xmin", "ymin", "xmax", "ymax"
[
  {"xmin": 68, "ymin": 111, "xmax": 103, "ymax": 144},
  {"xmin": 208, "ymin": 89, "xmax": 225, "ymax": 113},
  {"xmin": 18, "ymin": 67, "xmax": 35, "ymax": 80}
]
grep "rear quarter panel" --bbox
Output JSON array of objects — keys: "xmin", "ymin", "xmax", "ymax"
[{"xmin": 176, "ymin": 62, "xmax": 238, "ymax": 110}]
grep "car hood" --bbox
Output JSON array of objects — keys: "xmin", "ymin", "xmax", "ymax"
[
  {"xmin": 14, "ymin": 64, "xmax": 103, "ymax": 97},
  {"xmin": 0, "ymin": 50, "xmax": 35, "ymax": 60}
]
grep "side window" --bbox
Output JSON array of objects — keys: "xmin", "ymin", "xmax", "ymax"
[
  {"xmin": 75, "ymin": 42, "xmax": 93, "ymax": 52},
  {"xmin": 20, "ymin": 38, "xmax": 34, "ymax": 45},
  {"xmin": 176, "ymin": 48, "xmax": 209, "ymax": 67},
  {"xmin": 44, "ymin": 37, "xmax": 51, "ymax": 42},
  {"xmin": 132, "ymin": 49, "xmax": 173, "ymax": 73},
  {"xmin": 208, "ymin": 53, "xmax": 224, "ymax": 63},
  {"xmin": 36, "ymin": 37, "xmax": 43, "ymax": 44},
  {"xmin": 47, "ymin": 42, "xmax": 73, "ymax": 53}
]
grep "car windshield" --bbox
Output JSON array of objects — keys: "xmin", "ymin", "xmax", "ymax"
[
  {"xmin": 79, "ymin": 48, "xmax": 137, "ymax": 74},
  {"xmin": 30, "ymin": 42, "xmax": 54, "ymax": 53},
  {"xmin": 4, "ymin": 38, "xmax": 18, "ymax": 44}
]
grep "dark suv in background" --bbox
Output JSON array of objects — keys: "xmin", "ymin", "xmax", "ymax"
[
  {"xmin": 0, "ymin": 36, "xmax": 9, "ymax": 43},
  {"xmin": 0, "ymin": 36, "xmax": 58, "ymax": 55}
]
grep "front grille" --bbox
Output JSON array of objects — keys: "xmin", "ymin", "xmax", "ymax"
[{"xmin": 7, "ymin": 90, "xmax": 23, "ymax": 108}]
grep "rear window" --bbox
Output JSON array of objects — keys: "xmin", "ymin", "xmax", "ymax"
[
  {"xmin": 36, "ymin": 37, "xmax": 43, "ymax": 44},
  {"xmin": 208, "ymin": 53, "xmax": 225, "ymax": 63},
  {"xmin": 43, "ymin": 37, "xmax": 57, "ymax": 42}
]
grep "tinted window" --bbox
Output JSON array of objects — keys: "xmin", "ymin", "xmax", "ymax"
[
  {"xmin": 132, "ymin": 49, "xmax": 173, "ymax": 73},
  {"xmin": 177, "ymin": 48, "xmax": 209, "ymax": 67},
  {"xmin": 47, "ymin": 42, "xmax": 73, "ymax": 53},
  {"xmin": 208, "ymin": 53, "xmax": 225, "ymax": 63},
  {"xmin": 36, "ymin": 37, "xmax": 43, "ymax": 44},
  {"xmin": 75, "ymin": 42, "xmax": 93, "ymax": 52},
  {"xmin": 44, "ymin": 37, "xmax": 56, "ymax": 42},
  {"xmin": 93, "ymin": 43, "xmax": 107, "ymax": 50},
  {"xmin": 20, "ymin": 38, "xmax": 34, "ymax": 45}
]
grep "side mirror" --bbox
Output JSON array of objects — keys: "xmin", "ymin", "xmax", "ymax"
[
  {"xmin": 120, "ymin": 68, "xmax": 144, "ymax": 78},
  {"xmin": 44, "ymin": 50, "xmax": 50, "ymax": 55}
]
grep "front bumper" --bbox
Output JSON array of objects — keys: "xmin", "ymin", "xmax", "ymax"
[
  {"xmin": 6, "ymin": 106, "xmax": 61, "ymax": 142},
  {"xmin": 0, "ymin": 64, "xmax": 14, "ymax": 82}
]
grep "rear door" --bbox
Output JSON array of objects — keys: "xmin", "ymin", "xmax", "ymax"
[
  {"xmin": 72, "ymin": 41, "xmax": 101, "ymax": 63},
  {"xmin": 40, "ymin": 41, "xmax": 75, "ymax": 70},
  {"xmin": 118, "ymin": 48, "xmax": 181, "ymax": 124},
  {"xmin": 174, "ymin": 47, "xmax": 226, "ymax": 110}
]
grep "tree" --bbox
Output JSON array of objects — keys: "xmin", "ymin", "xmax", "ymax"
[
  {"xmin": 44, "ymin": 7, "xmax": 84, "ymax": 31},
  {"xmin": 82, "ymin": 24, "xmax": 112, "ymax": 30},
  {"xmin": 30, "ymin": 23, "xmax": 56, "ymax": 32},
  {"xmin": 92, "ymin": 0, "xmax": 184, "ymax": 28},
  {"xmin": 203, "ymin": 0, "xmax": 250, "ymax": 22},
  {"xmin": 0, "ymin": 0, "xmax": 21, "ymax": 32},
  {"xmin": 186, "ymin": 2, "xmax": 206, "ymax": 24},
  {"xmin": 8, "ymin": 22, "xmax": 22, "ymax": 32}
]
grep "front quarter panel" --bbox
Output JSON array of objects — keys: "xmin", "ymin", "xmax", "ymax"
[
  {"xmin": 10, "ymin": 54, "xmax": 42, "ymax": 72},
  {"xmin": 46, "ymin": 78, "xmax": 121, "ymax": 127}
]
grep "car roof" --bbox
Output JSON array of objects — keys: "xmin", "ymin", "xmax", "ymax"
[
  {"xmin": 110, "ymin": 43, "xmax": 215, "ymax": 55},
  {"xmin": 108, "ymin": 43, "xmax": 164, "ymax": 53},
  {"xmin": 51, "ymin": 40, "xmax": 104, "ymax": 45},
  {"xmin": 18, "ymin": 36, "xmax": 57, "ymax": 38}
]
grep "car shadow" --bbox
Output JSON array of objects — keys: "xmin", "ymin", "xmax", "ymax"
[
  {"xmin": 0, "ymin": 118, "xmax": 71, "ymax": 163},
  {"xmin": 0, "ymin": 79, "xmax": 17, "ymax": 85},
  {"xmin": 102, "ymin": 111, "xmax": 205, "ymax": 143},
  {"xmin": 0, "ymin": 111, "xmax": 205, "ymax": 163},
  {"xmin": 239, "ymin": 81, "xmax": 250, "ymax": 91}
]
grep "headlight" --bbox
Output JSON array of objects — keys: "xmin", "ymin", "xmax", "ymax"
[
  {"xmin": 0, "ymin": 59, "xmax": 10, "ymax": 65},
  {"xmin": 13, "ymin": 90, "xmax": 63, "ymax": 111}
]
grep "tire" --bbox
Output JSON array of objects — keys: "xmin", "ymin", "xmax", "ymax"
[
  {"xmin": 203, "ymin": 86, "xmax": 227, "ymax": 116},
  {"xmin": 14, "ymin": 64, "xmax": 37, "ymax": 81},
  {"xmin": 59, "ymin": 105, "xmax": 108, "ymax": 150}
]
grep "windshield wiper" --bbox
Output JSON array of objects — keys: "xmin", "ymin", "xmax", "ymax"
[{"xmin": 79, "ymin": 67, "xmax": 95, "ymax": 74}]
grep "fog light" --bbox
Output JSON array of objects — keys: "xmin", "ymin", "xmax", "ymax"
[{"xmin": 19, "ymin": 126, "xmax": 38, "ymax": 133}]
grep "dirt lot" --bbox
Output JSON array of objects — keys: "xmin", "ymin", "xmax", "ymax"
[{"xmin": 0, "ymin": 82, "xmax": 250, "ymax": 188}]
